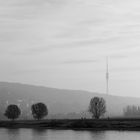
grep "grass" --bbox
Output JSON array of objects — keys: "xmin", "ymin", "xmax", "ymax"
[{"xmin": 1, "ymin": 118, "xmax": 140, "ymax": 130}]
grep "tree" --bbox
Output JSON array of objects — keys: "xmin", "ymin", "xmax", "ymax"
[
  {"xmin": 4, "ymin": 104, "xmax": 21, "ymax": 120},
  {"xmin": 31, "ymin": 102, "xmax": 48, "ymax": 120},
  {"xmin": 89, "ymin": 97, "xmax": 106, "ymax": 119}
]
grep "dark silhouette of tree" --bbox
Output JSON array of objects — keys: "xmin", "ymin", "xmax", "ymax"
[
  {"xmin": 4, "ymin": 104, "xmax": 21, "ymax": 120},
  {"xmin": 89, "ymin": 97, "xmax": 106, "ymax": 119},
  {"xmin": 31, "ymin": 102, "xmax": 48, "ymax": 120}
]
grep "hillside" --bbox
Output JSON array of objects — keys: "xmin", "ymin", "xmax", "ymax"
[{"xmin": 0, "ymin": 82, "xmax": 140, "ymax": 119}]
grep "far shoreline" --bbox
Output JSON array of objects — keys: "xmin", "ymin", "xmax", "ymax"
[{"xmin": 1, "ymin": 118, "xmax": 140, "ymax": 131}]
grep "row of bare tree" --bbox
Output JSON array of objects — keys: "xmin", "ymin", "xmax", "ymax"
[{"xmin": 123, "ymin": 105, "xmax": 140, "ymax": 117}]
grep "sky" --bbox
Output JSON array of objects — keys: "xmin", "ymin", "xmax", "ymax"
[{"xmin": 1, "ymin": 0, "xmax": 140, "ymax": 97}]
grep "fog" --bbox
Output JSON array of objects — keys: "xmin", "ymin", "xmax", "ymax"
[{"xmin": 0, "ymin": 0, "xmax": 140, "ymax": 97}]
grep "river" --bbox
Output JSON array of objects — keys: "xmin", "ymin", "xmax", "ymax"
[{"xmin": 0, "ymin": 129, "xmax": 140, "ymax": 140}]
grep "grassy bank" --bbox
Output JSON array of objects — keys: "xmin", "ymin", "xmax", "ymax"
[{"xmin": 1, "ymin": 118, "xmax": 140, "ymax": 130}]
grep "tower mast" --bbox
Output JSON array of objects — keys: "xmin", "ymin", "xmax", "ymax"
[{"xmin": 106, "ymin": 57, "xmax": 109, "ymax": 95}]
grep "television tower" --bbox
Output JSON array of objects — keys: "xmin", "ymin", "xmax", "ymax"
[{"xmin": 106, "ymin": 57, "xmax": 109, "ymax": 95}]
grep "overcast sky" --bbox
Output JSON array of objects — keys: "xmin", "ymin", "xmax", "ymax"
[{"xmin": 1, "ymin": 0, "xmax": 140, "ymax": 97}]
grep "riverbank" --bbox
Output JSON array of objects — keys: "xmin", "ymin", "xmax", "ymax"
[{"xmin": 1, "ymin": 118, "xmax": 140, "ymax": 130}]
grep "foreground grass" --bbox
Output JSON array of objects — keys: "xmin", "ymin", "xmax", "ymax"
[{"xmin": 1, "ymin": 118, "xmax": 140, "ymax": 130}]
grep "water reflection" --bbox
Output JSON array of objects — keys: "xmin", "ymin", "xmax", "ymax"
[
  {"xmin": 88, "ymin": 131, "xmax": 106, "ymax": 140},
  {"xmin": 31, "ymin": 129, "xmax": 48, "ymax": 140},
  {"xmin": 1, "ymin": 128, "xmax": 140, "ymax": 140},
  {"xmin": 6, "ymin": 128, "xmax": 20, "ymax": 140}
]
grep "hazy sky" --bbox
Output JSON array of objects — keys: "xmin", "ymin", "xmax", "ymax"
[{"xmin": 1, "ymin": 0, "xmax": 140, "ymax": 97}]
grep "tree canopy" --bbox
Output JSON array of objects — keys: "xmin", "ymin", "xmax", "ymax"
[
  {"xmin": 31, "ymin": 102, "xmax": 48, "ymax": 120},
  {"xmin": 4, "ymin": 104, "xmax": 21, "ymax": 120}
]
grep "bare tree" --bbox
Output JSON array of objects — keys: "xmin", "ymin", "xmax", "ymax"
[{"xmin": 89, "ymin": 97, "xmax": 106, "ymax": 119}]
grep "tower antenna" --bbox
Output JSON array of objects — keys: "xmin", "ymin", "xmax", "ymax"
[{"xmin": 106, "ymin": 57, "xmax": 109, "ymax": 95}]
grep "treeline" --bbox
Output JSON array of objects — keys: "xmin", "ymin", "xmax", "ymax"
[
  {"xmin": 2, "ymin": 96, "xmax": 107, "ymax": 121},
  {"xmin": 4, "ymin": 103, "xmax": 48, "ymax": 120},
  {"xmin": 123, "ymin": 105, "xmax": 140, "ymax": 117},
  {"xmin": 4, "ymin": 97, "xmax": 140, "ymax": 121}
]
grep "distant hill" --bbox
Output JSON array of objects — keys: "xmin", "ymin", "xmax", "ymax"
[{"xmin": 0, "ymin": 82, "xmax": 140, "ymax": 119}]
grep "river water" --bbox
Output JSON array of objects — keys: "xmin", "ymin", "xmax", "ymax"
[{"xmin": 0, "ymin": 129, "xmax": 140, "ymax": 140}]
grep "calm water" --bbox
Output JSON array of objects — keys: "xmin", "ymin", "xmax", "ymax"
[{"xmin": 0, "ymin": 129, "xmax": 140, "ymax": 140}]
